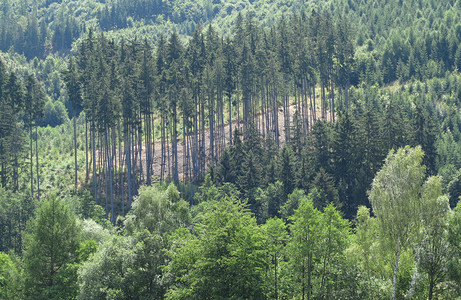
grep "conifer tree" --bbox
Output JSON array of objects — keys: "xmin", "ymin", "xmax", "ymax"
[{"xmin": 24, "ymin": 193, "xmax": 81, "ymax": 299}]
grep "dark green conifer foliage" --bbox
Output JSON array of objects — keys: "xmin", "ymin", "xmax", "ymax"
[
  {"xmin": 238, "ymin": 149, "xmax": 261, "ymax": 209},
  {"xmin": 413, "ymin": 101, "xmax": 438, "ymax": 175},
  {"xmin": 310, "ymin": 168, "xmax": 340, "ymax": 211},
  {"xmin": 333, "ymin": 111, "xmax": 357, "ymax": 216},
  {"xmin": 279, "ymin": 146, "xmax": 297, "ymax": 196},
  {"xmin": 311, "ymin": 120, "xmax": 333, "ymax": 173}
]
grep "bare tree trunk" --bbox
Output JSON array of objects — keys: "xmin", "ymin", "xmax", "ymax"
[
  {"xmin": 125, "ymin": 123, "xmax": 132, "ymax": 209},
  {"xmin": 118, "ymin": 122, "xmax": 124, "ymax": 216},
  {"xmin": 307, "ymin": 254, "xmax": 312, "ymax": 300},
  {"xmin": 172, "ymin": 104, "xmax": 179, "ymax": 184},
  {"xmin": 85, "ymin": 117, "xmax": 89, "ymax": 183},
  {"xmin": 73, "ymin": 114, "xmax": 78, "ymax": 190},
  {"xmin": 137, "ymin": 121, "xmax": 144, "ymax": 184},
  {"xmin": 30, "ymin": 127, "xmax": 34, "ymax": 197},
  {"xmin": 161, "ymin": 116, "xmax": 165, "ymax": 181},
  {"xmin": 428, "ymin": 273, "xmax": 434, "ymax": 300},
  {"xmin": 228, "ymin": 95, "xmax": 232, "ymax": 145},
  {"xmin": 36, "ymin": 126, "xmax": 40, "ymax": 201},
  {"xmin": 92, "ymin": 126, "xmax": 97, "ymax": 204},
  {"xmin": 273, "ymin": 84, "xmax": 279, "ymax": 149},
  {"xmin": 392, "ymin": 249, "xmax": 400, "ymax": 300},
  {"xmin": 146, "ymin": 113, "xmax": 151, "ymax": 186},
  {"xmin": 331, "ymin": 80, "xmax": 335, "ymax": 122},
  {"xmin": 106, "ymin": 128, "xmax": 114, "ymax": 224},
  {"xmin": 312, "ymin": 86, "xmax": 317, "ymax": 123},
  {"xmin": 321, "ymin": 81, "xmax": 326, "ymax": 120},
  {"xmin": 209, "ymin": 95, "xmax": 215, "ymax": 165}
]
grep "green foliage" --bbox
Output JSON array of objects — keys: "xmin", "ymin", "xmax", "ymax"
[
  {"xmin": 369, "ymin": 146, "xmax": 426, "ymax": 247},
  {"xmin": 124, "ymin": 184, "xmax": 190, "ymax": 236},
  {"xmin": 166, "ymin": 197, "xmax": 268, "ymax": 299},
  {"xmin": 0, "ymin": 252, "xmax": 24, "ymax": 299},
  {"xmin": 368, "ymin": 146, "xmax": 453, "ymax": 299},
  {"xmin": 412, "ymin": 176, "xmax": 451, "ymax": 299},
  {"xmin": 448, "ymin": 201, "xmax": 461, "ymax": 296},
  {"xmin": 279, "ymin": 188, "xmax": 306, "ymax": 219},
  {"xmin": 0, "ymin": 0, "xmax": 461, "ymax": 298},
  {"xmin": 261, "ymin": 217, "xmax": 288, "ymax": 299},
  {"xmin": 255, "ymin": 180, "xmax": 284, "ymax": 222},
  {"xmin": 23, "ymin": 192, "xmax": 81, "ymax": 299},
  {"xmin": 40, "ymin": 100, "xmax": 69, "ymax": 127},
  {"xmin": 348, "ymin": 206, "xmax": 392, "ymax": 299},
  {"xmin": 0, "ymin": 188, "xmax": 35, "ymax": 253},
  {"xmin": 80, "ymin": 183, "xmax": 191, "ymax": 299},
  {"xmin": 77, "ymin": 235, "xmax": 135, "ymax": 300},
  {"xmin": 285, "ymin": 194, "xmax": 351, "ymax": 299}
]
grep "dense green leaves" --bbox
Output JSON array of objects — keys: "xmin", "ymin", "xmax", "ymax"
[
  {"xmin": 23, "ymin": 192, "xmax": 81, "ymax": 299},
  {"xmin": 166, "ymin": 198, "xmax": 267, "ymax": 299},
  {"xmin": 1, "ymin": 0, "xmax": 461, "ymax": 298},
  {"xmin": 0, "ymin": 252, "xmax": 23, "ymax": 299}
]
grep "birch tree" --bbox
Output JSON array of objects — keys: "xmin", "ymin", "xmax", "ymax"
[{"xmin": 368, "ymin": 146, "xmax": 425, "ymax": 300}]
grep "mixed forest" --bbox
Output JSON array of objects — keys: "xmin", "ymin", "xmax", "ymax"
[{"xmin": 1, "ymin": 0, "xmax": 461, "ymax": 299}]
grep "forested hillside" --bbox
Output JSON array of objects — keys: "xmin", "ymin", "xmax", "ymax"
[{"xmin": 1, "ymin": 0, "xmax": 461, "ymax": 299}]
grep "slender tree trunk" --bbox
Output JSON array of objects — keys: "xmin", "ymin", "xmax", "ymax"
[
  {"xmin": 285, "ymin": 93, "xmax": 290, "ymax": 143},
  {"xmin": 172, "ymin": 103, "xmax": 179, "ymax": 184},
  {"xmin": 219, "ymin": 89, "xmax": 224, "ymax": 158},
  {"xmin": 126, "ymin": 123, "xmax": 132, "ymax": 209},
  {"xmin": 307, "ymin": 253, "xmax": 312, "ymax": 300},
  {"xmin": 321, "ymin": 81, "xmax": 326, "ymax": 120},
  {"xmin": 152, "ymin": 114, "xmax": 155, "ymax": 180},
  {"xmin": 107, "ymin": 129, "xmax": 114, "ymax": 224},
  {"xmin": 428, "ymin": 273, "xmax": 434, "ymax": 300},
  {"xmin": 345, "ymin": 84, "xmax": 350, "ymax": 109},
  {"xmin": 30, "ymin": 127, "xmax": 34, "ymax": 197},
  {"xmin": 273, "ymin": 84, "xmax": 279, "ymax": 149},
  {"xmin": 331, "ymin": 80, "xmax": 335, "ymax": 122},
  {"xmin": 209, "ymin": 95, "xmax": 215, "ymax": 164},
  {"xmin": 118, "ymin": 122, "xmax": 124, "ymax": 216},
  {"xmin": 313, "ymin": 85, "xmax": 317, "ymax": 123},
  {"xmin": 182, "ymin": 115, "xmax": 187, "ymax": 183},
  {"xmin": 302, "ymin": 259, "xmax": 306, "ymax": 300},
  {"xmin": 186, "ymin": 126, "xmax": 191, "ymax": 182},
  {"xmin": 13, "ymin": 152, "xmax": 18, "ymax": 191},
  {"xmin": 166, "ymin": 122, "xmax": 171, "ymax": 179},
  {"xmin": 85, "ymin": 117, "xmax": 89, "ymax": 183},
  {"xmin": 36, "ymin": 126, "xmax": 40, "ymax": 201},
  {"xmin": 265, "ymin": 81, "xmax": 270, "ymax": 139},
  {"xmin": 131, "ymin": 127, "xmax": 136, "ymax": 194},
  {"xmin": 392, "ymin": 249, "xmax": 400, "ymax": 300},
  {"xmin": 73, "ymin": 113, "xmax": 78, "ymax": 190},
  {"xmin": 161, "ymin": 116, "xmax": 165, "ymax": 181},
  {"xmin": 191, "ymin": 97, "xmax": 197, "ymax": 183},
  {"xmin": 228, "ymin": 95, "xmax": 232, "ymax": 145},
  {"xmin": 274, "ymin": 255, "xmax": 278, "ymax": 300},
  {"xmin": 98, "ymin": 134, "xmax": 103, "ymax": 205},
  {"xmin": 138, "ymin": 121, "xmax": 143, "ymax": 184},
  {"xmin": 103, "ymin": 132, "xmax": 108, "ymax": 219},
  {"xmin": 92, "ymin": 126, "xmax": 97, "ymax": 203},
  {"xmin": 1, "ymin": 163, "xmax": 5, "ymax": 189},
  {"xmin": 200, "ymin": 94, "xmax": 206, "ymax": 175},
  {"xmin": 146, "ymin": 113, "xmax": 151, "ymax": 186}
]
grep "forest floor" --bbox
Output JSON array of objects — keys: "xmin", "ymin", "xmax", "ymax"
[
  {"xmin": 80, "ymin": 102, "xmax": 332, "ymax": 189},
  {"xmin": 144, "ymin": 103, "xmax": 332, "ymax": 181}
]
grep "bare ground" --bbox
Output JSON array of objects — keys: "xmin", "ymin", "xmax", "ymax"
[{"xmin": 141, "ymin": 104, "xmax": 331, "ymax": 181}]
